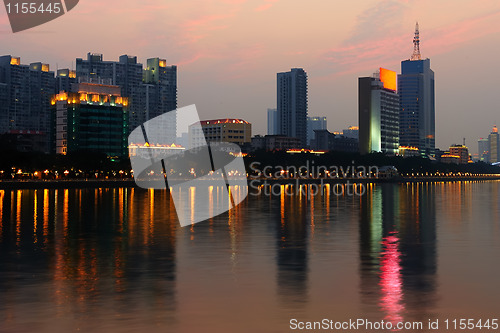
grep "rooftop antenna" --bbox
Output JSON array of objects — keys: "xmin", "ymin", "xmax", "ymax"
[
  {"xmin": 463, "ymin": 137, "xmax": 466, "ymax": 146},
  {"xmin": 410, "ymin": 22, "xmax": 422, "ymax": 61}
]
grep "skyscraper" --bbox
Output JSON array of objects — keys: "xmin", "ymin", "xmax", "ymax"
[
  {"xmin": 358, "ymin": 68, "xmax": 399, "ymax": 155},
  {"xmin": 307, "ymin": 116, "xmax": 327, "ymax": 146},
  {"xmin": 398, "ymin": 23, "xmax": 436, "ymax": 156},
  {"xmin": 488, "ymin": 125, "xmax": 499, "ymax": 163},
  {"xmin": 277, "ymin": 68, "xmax": 308, "ymax": 146},
  {"xmin": 267, "ymin": 108, "xmax": 278, "ymax": 135}
]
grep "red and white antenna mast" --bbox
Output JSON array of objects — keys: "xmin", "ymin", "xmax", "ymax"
[{"xmin": 411, "ymin": 22, "xmax": 422, "ymax": 61}]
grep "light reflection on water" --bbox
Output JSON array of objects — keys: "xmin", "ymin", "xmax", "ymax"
[{"xmin": 0, "ymin": 181, "xmax": 499, "ymax": 332}]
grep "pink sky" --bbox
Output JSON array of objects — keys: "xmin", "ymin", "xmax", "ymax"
[{"xmin": 2, "ymin": 0, "xmax": 500, "ymax": 153}]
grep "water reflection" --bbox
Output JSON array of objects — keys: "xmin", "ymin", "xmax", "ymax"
[
  {"xmin": 276, "ymin": 185, "xmax": 309, "ymax": 307},
  {"xmin": 0, "ymin": 181, "xmax": 499, "ymax": 332},
  {"xmin": 359, "ymin": 183, "xmax": 437, "ymax": 323}
]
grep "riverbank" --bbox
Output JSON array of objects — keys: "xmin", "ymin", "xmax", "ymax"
[{"xmin": 1, "ymin": 175, "xmax": 500, "ymax": 189}]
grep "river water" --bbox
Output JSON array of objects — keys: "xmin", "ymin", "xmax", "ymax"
[{"xmin": 1, "ymin": 181, "xmax": 499, "ymax": 332}]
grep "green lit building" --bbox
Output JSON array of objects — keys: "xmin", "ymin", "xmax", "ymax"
[{"xmin": 53, "ymin": 82, "xmax": 129, "ymax": 158}]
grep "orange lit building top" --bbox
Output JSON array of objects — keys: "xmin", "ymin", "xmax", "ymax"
[
  {"xmin": 379, "ymin": 67, "xmax": 397, "ymax": 91},
  {"xmin": 10, "ymin": 57, "xmax": 20, "ymax": 66},
  {"xmin": 200, "ymin": 119, "xmax": 250, "ymax": 125}
]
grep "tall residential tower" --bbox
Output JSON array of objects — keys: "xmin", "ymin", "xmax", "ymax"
[{"xmin": 277, "ymin": 68, "xmax": 308, "ymax": 146}]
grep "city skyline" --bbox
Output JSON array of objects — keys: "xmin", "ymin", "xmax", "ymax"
[{"xmin": 2, "ymin": 1, "xmax": 500, "ymax": 154}]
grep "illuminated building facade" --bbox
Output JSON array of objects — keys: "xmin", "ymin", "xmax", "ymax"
[
  {"xmin": 449, "ymin": 145, "xmax": 470, "ymax": 164},
  {"xmin": 277, "ymin": 68, "xmax": 308, "ymax": 146},
  {"xmin": 398, "ymin": 26, "xmax": 435, "ymax": 156},
  {"xmin": 398, "ymin": 146, "xmax": 419, "ymax": 157},
  {"xmin": 307, "ymin": 116, "xmax": 327, "ymax": 146},
  {"xmin": 53, "ymin": 82, "xmax": 129, "ymax": 157},
  {"xmin": 488, "ymin": 125, "xmax": 499, "ymax": 163},
  {"xmin": 359, "ymin": 68, "xmax": 400, "ymax": 155},
  {"xmin": 189, "ymin": 119, "xmax": 251, "ymax": 148},
  {"xmin": 0, "ymin": 55, "xmax": 55, "ymax": 153}
]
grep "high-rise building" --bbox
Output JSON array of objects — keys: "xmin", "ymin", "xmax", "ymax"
[
  {"xmin": 478, "ymin": 138, "xmax": 489, "ymax": 162},
  {"xmin": 0, "ymin": 55, "xmax": 55, "ymax": 153},
  {"xmin": 277, "ymin": 68, "xmax": 308, "ymax": 146},
  {"xmin": 358, "ymin": 68, "xmax": 399, "ymax": 155},
  {"xmin": 398, "ymin": 23, "xmax": 435, "ymax": 156},
  {"xmin": 307, "ymin": 116, "xmax": 327, "ymax": 146},
  {"xmin": 53, "ymin": 82, "xmax": 129, "ymax": 157},
  {"xmin": 488, "ymin": 125, "xmax": 499, "ymax": 163},
  {"xmin": 76, "ymin": 53, "xmax": 177, "ymax": 133},
  {"xmin": 267, "ymin": 108, "xmax": 278, "ymax": 135},
  {"xmin": 143, "ymin": 58, "xmax": 177, "ymax": 143}
]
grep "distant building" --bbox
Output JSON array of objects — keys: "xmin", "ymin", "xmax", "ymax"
[
  {"xmin": 53, "ymin": 82, "xmax": 129, "ymax": 157},
  {"xmin": 277, "ymin": 68, "xmax": 308, "ymax": 146},
  {"xmin": 0, "ymin": 55, "xmax": 55, "ymax": 153},
  {"xmin": 398, "ymin": 23, "xmax": 435, "ymax": 156},
  {"xmin": 251, "ymin": 135, "xmax": 302, "ymax": 151},
  {"xmin": 398, "ymin": 146, "xmax": 420, "ymax": 157},
  {"xmin": 449, "ymin": 145, "xmax": 470, "ymax": 164},
  {"xmin": 189, "ymin": 118, "xmax": 251, "ymax": 148},
  {"xmin": 358, "ymin": 68, "xmax": 399, "ymax": 155},
  {"xmin": 311, "ymin": 129, "xmax": 358, "ymax": 153},
  {"xmin": 267, "ymin": 108, "xmax": 278, "ymax": 135},
  {"xmin": 55, "ymin": 69, "xmax": 77, "ymax": 93},
  {"xmin": 307, "ymin": 116, "xmax": 327, "ymax": 146},
  {"xmin": 342, "ymin": 126, "xmax": 359, "ymax": 139},
  {"xmin": 440, "ymin": 153, "xmax": 460, "ymax": 164},
  {"xmin": 489, "ymin": 125, "xmax": 500, "ymax": 163},
  {"xmin": 478, "ymin": 138, "xmax": 489, "ymax": 162}
]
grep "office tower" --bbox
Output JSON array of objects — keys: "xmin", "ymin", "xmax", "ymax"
[
  {"xmin": 189, "ymin": 119, "xmax": 251, "ymax": 148},
  {"xmin": 0, "ymin": 55, "xmax": 55, "ymax": 153},
  {"xmin": 398, "ymin": 23, "xmax": 435, "ymax": 156},
  {"xmin": 277, "ymin": 68, "xmax": 308, "ymax": 146},
  {"xmin": 488, "ymin": 125, "xmax": 499, "ymax": 163},
  {"xmin": 267, "ymin": 108, "xmax": 278, "ymax": 135},
  {"xmin": 53, "ymin": 82, "xmax": 128, "ymax": 157},
  {"xmin": 478, "ymin": 138, "xmax": 489, "ymax": 162},
  {"xmin": 358, "ymin": 68, "xmax": 399, "ymax": 155},
  {"xmin": 55, "ymin": 69, "xmax": 77, "ymax": 93},
  {"xmin": 307, "ymin": 116, "xmax": 327, "ymax": 146}
]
